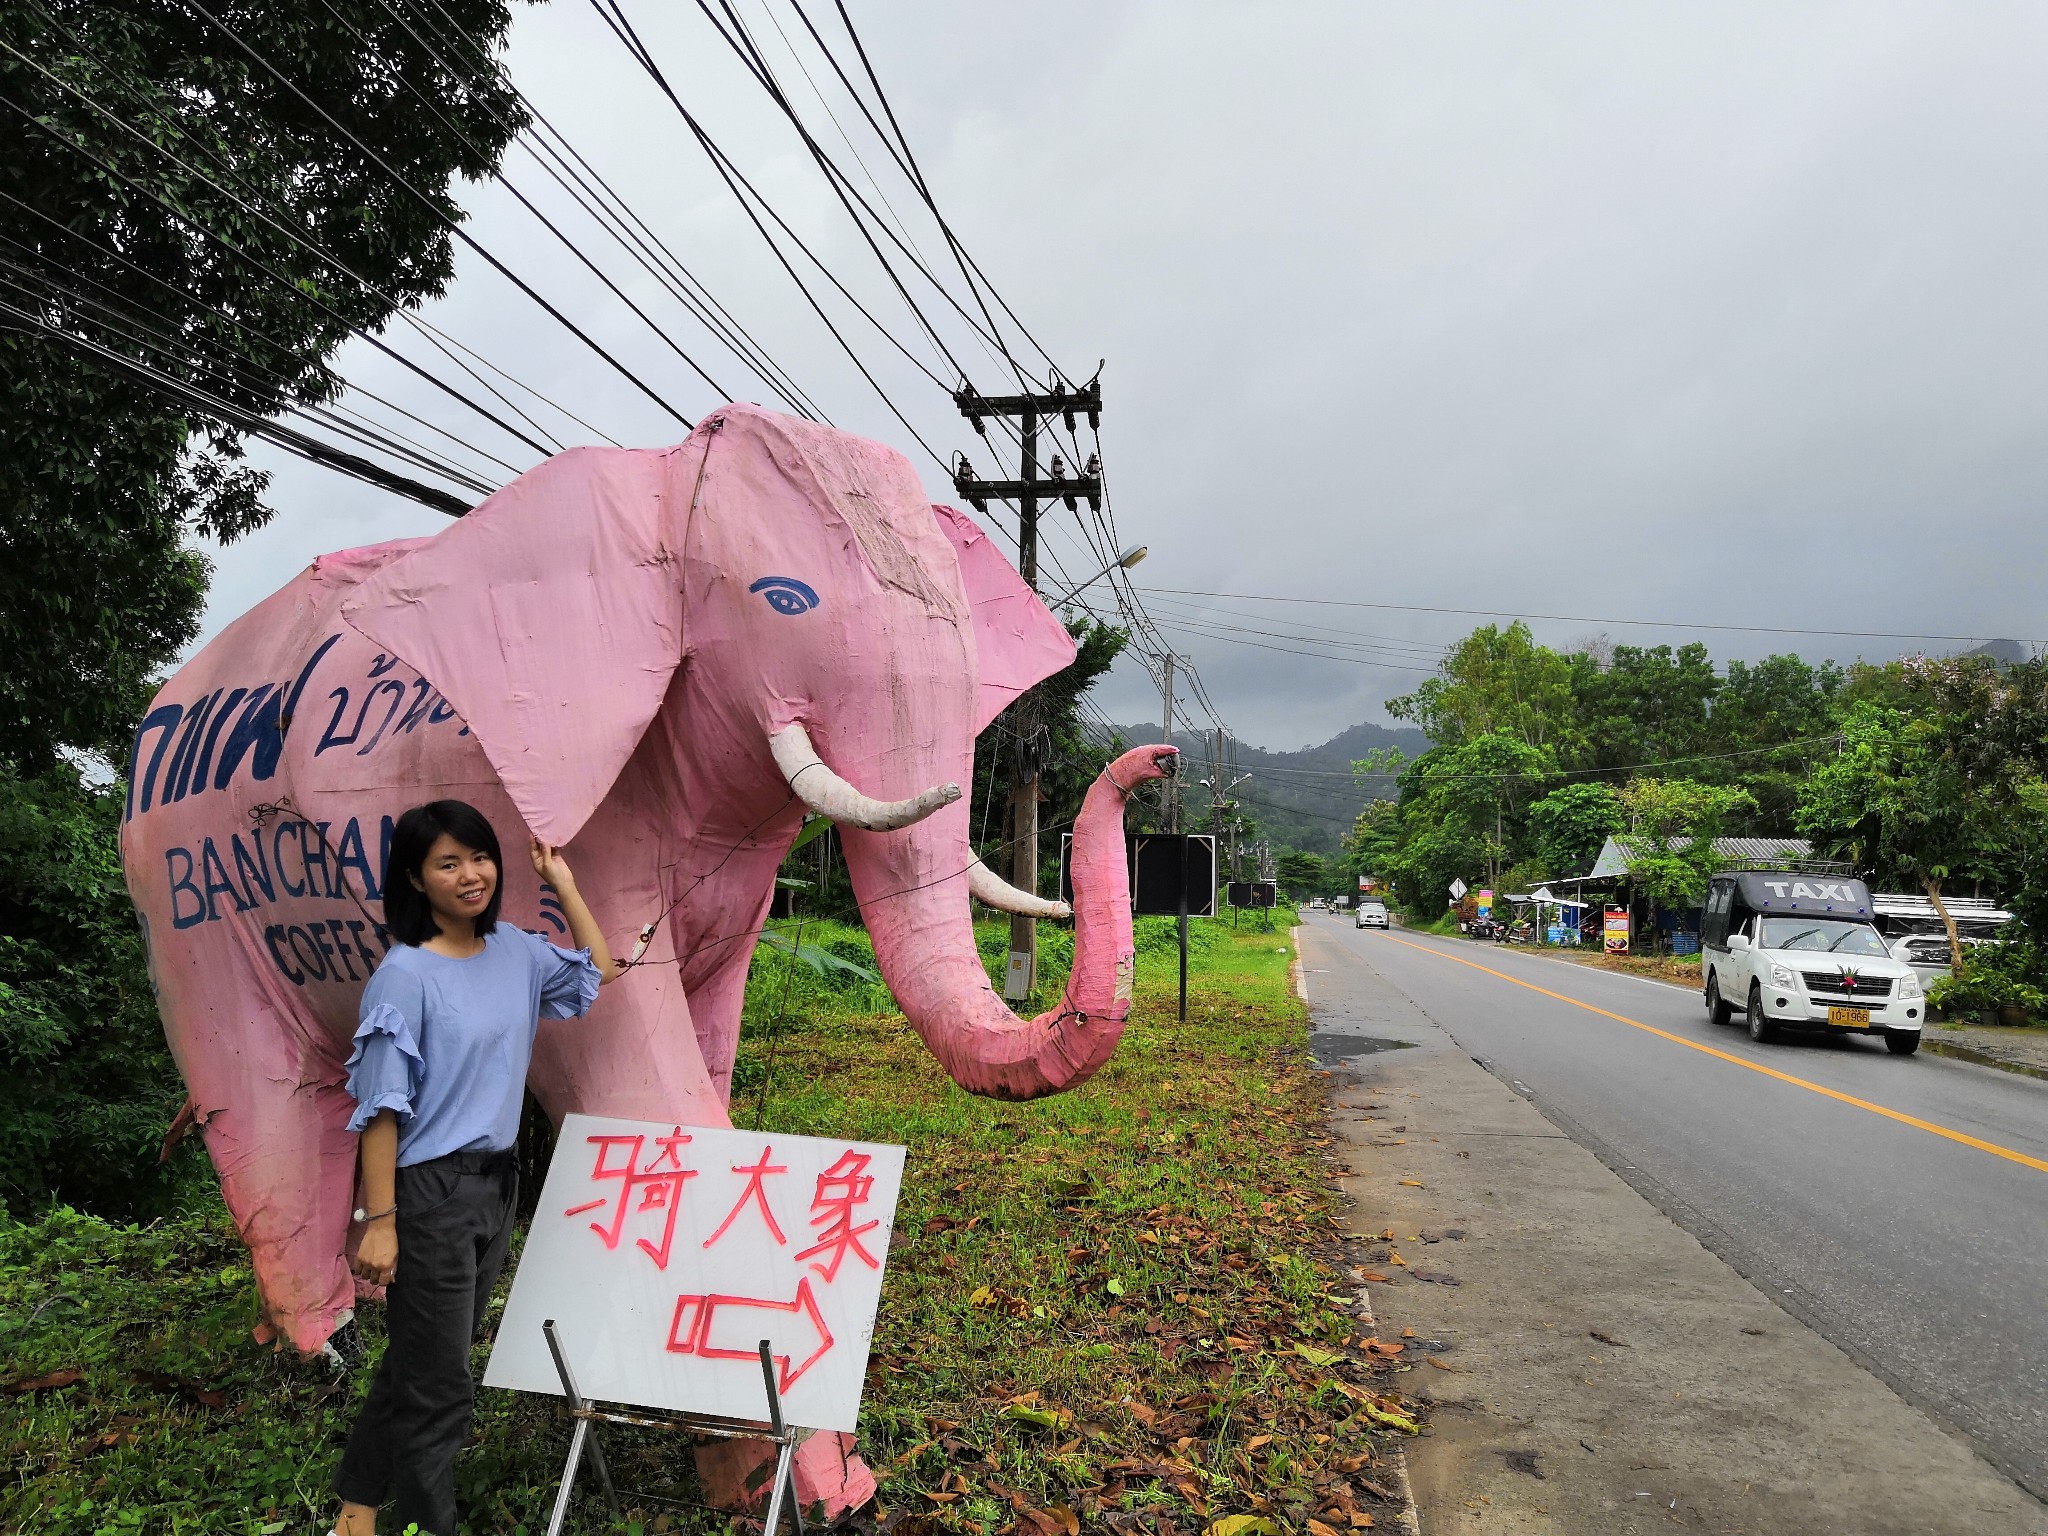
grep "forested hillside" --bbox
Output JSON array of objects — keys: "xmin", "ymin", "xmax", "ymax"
[{"xmin": 1114, "ymin": 719, "xmax": 1429, "ymax": 854}]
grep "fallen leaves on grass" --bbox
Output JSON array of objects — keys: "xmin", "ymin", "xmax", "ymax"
[{"xmin": 5, "ymin": 1368, "xmax": 85, "ymax": 1393}]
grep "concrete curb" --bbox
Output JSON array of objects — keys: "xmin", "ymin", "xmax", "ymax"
[
  {"xmin": 1348, "ymin": 1278, "xmax": 1424, "ymax": 1535},
  {"xmin": 1290, "ymin": 925, "xmax": 1308, "ymax": 1002}
]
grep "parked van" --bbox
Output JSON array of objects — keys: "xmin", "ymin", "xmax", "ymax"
[{"xmin": 1700, "ymin": 872, "xmax": 1924, "ymax": 1054}]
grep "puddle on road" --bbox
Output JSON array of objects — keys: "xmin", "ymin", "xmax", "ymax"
[{"xmin": 1312, "ymin": 1031, "xmax": 1419, "ymax": 1069}]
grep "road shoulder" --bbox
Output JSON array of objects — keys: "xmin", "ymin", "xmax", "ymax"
[{"xmin": 1301, "ymin": 922, "xmax": 2048, "ymax": 1536}]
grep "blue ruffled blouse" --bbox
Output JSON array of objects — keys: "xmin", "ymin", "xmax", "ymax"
[{"xmin": 343, "ymin": 926, "xmax": 600, "ymax": 1168}]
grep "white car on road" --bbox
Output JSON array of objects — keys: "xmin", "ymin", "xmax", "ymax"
[
  {"xmin": 1356, "ymin": 899, "xmax": 1390, "ymax": 930},
  {"xmin": 1700, "ymin": 872, "xmax": 1925, "ymax": 1054}
]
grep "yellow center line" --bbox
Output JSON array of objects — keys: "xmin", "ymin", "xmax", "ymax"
[{"xmin": 1383, "ymin": 933, "xmax": 2048, "ymax": 1176}]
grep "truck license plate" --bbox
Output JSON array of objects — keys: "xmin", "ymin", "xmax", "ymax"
[{"xmin": 1827, "ymin": 1005, "xmax": 1870, "ymax": 1027}]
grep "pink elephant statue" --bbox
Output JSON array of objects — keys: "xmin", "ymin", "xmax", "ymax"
[{"xmin": 119, "ymin": 404, "xmax": 1177, "ymax": 1518}]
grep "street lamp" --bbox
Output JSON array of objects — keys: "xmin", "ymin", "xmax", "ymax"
[{"xmin": 1047, "ymin": 544, "xmax": 1147, "ymax": 608}]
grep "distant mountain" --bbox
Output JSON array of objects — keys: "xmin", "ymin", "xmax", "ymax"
[
  {"xmin": 1961, "ymin": 639, "xmax": 2032, "ymax": 665},
  {"xmin": 1107, "ymin": 719, "xmax": 1429, "ymax": 856}
]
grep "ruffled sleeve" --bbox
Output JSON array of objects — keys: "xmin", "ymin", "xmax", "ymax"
[
  {"xmin": 534, "ymin": 934, "xmax": 602, "ymax": 1020},
  {"xmin": 345, "ymin": 964, "xmax": 425, "ymax": 1132}
]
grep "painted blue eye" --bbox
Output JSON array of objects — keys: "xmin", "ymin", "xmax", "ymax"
[{"xmin": 749, "ymin": 576, "xmax": 819, "ymax": 615}]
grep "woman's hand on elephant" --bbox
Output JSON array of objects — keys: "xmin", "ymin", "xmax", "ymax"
[
  {"xmin": 354, "ymin": 1220, "xmax": 398, "ymax": 1286},
  {"xmin": 530, "ymin": 837, "xmax": 577, "ymax": 891}
]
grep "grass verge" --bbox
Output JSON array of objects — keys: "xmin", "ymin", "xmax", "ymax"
[{"xmin": 2, "ymin": 910, "xmax": 1423, "ymax": 1534}]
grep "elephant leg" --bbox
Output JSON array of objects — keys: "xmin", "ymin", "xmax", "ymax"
[
  {"xmin": 174, "ymin": 998, "xmax": 360, "ymax": 1354},
  {"xmin": 527, "ymin": 942, "xmax": 727, "ymax": 1127},
  {"xmin": 677, "ymin": 875, "xmax": 778, "ymax": 1108},
  {"xmin": 694, "ymin": 1429, "xmax": 877, "ymax": 1524}
]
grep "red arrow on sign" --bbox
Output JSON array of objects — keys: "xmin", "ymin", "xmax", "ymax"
[{"xmin": 665, "ymin": 1276, "xmax": 835, "ymax": 1393}]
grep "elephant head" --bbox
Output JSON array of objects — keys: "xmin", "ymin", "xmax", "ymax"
[{"xmin": 341, "ymin": 405, "xmax": 1176, "ymax": 1102}]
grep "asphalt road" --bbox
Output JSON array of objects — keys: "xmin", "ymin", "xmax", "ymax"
[{"xmin": 1306, "ymin": 916, "xmax": 2048, "ymax": 1503}]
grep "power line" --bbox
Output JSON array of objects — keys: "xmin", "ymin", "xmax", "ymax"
[
  {"xmin": 0, "ymin": 291, "xmax": 469, "ymax": 513},
  {"xmin": 17, "ymin": 0, "xmax": 609, "ymax": 455},
  {"xmin": 389, "ymin": 0, "xmax": 830, "ymax": 421},
  {"xmin": 1149, "ymin": 619, "xmax": 1436, "ymax": 673},
  {"xmin": 0, "ymin": 56, "xmax": 564, "ymax": 460},
  {"xmin": 586, "ymin": 0, "xmax": 948, "ymax": 466},
  {"xmin": 182, "ymin": 0, "xmax": 694, "ymax": 430},
  {"xmin": 0, "ymin": 201, "xmax": 521, "ymax": 485},
  {"xmin": 1134, "ymin": 586, "xmax": 2020, "ymax": 647},
  {"xmin": 0, "ymin": 259, "xmax": 496, "ymax": 497}
]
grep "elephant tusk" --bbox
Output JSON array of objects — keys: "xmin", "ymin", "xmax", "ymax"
[
  {"xmin": 967, "ymin": 857, "xmax": 1071, "ymax": 919},
  {"xmin": 769, "ymin": 723, "xmax": 961, "ymax": 832}
]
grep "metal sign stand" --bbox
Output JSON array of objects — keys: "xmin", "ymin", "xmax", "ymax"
[{"xmin": 542, "ymin": 1318, "xmax": 808, "ymax": 1536}]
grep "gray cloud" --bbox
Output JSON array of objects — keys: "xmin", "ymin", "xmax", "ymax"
[{"xmin": 199, "ymin": 0, "xmax": 2047, "ymax": 749}]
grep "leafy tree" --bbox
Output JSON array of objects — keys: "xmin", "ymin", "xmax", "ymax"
[
  {"xmin": 1341, "ymin": 799, "xmax": 1401, "ymax": 883},
  {"xmin": 1580, "ymin": 643, "xmax": 1719, "ymax": 773},
  {"xmin": 1706, "ymin": 653, "xmax": 1844, "ymax": 828},
  {"xmin": 0, "ymin": 762, "xmax": 203, "ymax": 1215},
  {"xmin": 1387, "ymin": 622, "xmax": 1584, "ymax": 757},
  {"xmin": 1525, "ymin": 782, "xmax": 1625, "ymax": 875},
  {"xmin": 0, "ymin": 1, "xmax": 527, "ymax": 1217},
  {"xmin": 1379, "ymin": 730, "xmax": 1555, "ymax": 906},
  {"xmin": 1797, "ymin": 693, "xmax": 2010, "ymax": 969},
  {"xmin": 1616, "ymin": 777, "xmax": 1756, "ymax": 916},
  {"xmin": 971, "ymin": 619, "xmax": 1129, "ymax": 898},
  {"xmin": 2, "ymin": 0, "xmax": 527, "ymax": 768},
  {"xmin": 1275, "ymin": 851, "xmax": 1330, "ymax": 899}
]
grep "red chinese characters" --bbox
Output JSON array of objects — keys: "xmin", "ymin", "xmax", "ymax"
[
  {"xmin": 791, "ymin": 1149, "xmax": 882, "ymax": 1281},
  {"xmin": 562, "ymin": 1128, "xmax": 698, "ymax": 1269},
  {"xmin": 703, "ymin": 1145, "xmax": 789, "ymax": 1248}
]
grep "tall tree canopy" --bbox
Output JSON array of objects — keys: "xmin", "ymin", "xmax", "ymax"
[
  {"xmin": 1386, "ymin": 622, "xmax": 1585, "ymax": 757},
  {"xmin": 0, "ymin": 0, "xmax": 526, "ymax": 1216},
  {"xmin": 1, "ymin": 0, "xmax": 525, "ymax": 769}
]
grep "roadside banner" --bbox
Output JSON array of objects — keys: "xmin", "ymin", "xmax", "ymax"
[
  {"xmin": 484, "ymin": 1114, "xmax": 905, "ymax": 1434},
  {"xmin": 1476, "ymin": 888, "xmax": 1493, "ymax": 918},
  {"xmin": 1604, "ymin": 906, "xmax": 1631, "ymax": 955}
]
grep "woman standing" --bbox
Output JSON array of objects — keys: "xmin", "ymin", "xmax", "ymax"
[{"xmin": 329, "ymin": 800, "xmax": 621, "ymax": 1536}]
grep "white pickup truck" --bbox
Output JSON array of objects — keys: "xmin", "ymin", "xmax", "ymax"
[{"xmin": 1699, "ymin": 872, "xmax": 1926, "ymax": 1054}]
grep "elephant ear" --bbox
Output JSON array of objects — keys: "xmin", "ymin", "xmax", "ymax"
[
  {"xmin": 341, "ymin": 446, "xmax": 683, "ymax": 846},
  {"xmin": 931, "ymin": 503, "xmax": 1078, "ymax": 734}
]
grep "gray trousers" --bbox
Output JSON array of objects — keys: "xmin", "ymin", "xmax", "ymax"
[{"xmin": 334, "ymin": 1149, "xmax": 518, "ymax": 1536}]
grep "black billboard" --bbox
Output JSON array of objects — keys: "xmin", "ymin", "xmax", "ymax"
[{"xmin": 1059, "ymin": 834, "xmax": 1216, "ymax": 917}]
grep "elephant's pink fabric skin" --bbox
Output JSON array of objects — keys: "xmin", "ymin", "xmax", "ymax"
[{"xmin": 120, "ymin": 405, "xmax": 1175, "ymax": 1519}]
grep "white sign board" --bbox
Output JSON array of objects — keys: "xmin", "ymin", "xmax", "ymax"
[
  {"xmin": 1449, "ymin": 878, "xmax": 1468, "ymax": 900},
  {"xmin": 484, "ymin": 1114, "xmax": 905, "ymax": 1434}
]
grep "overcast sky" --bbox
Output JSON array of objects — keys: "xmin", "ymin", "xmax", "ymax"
[{"xmin": 196, "ymin": 0, "xmax": 2048, "ymax": 751}]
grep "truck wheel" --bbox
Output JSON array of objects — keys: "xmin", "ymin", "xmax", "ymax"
[
  {"xmin": 1747, "ymin": 982, "xmax": 1776, "ymax": 1043},
  {"xmin": 1705, "ymin": 973, "xmax": 1732, "ymax": 1026},
  {"xmin": 1885, "ymin": 1030, "xmax": 1921, "ymax": 1056}
]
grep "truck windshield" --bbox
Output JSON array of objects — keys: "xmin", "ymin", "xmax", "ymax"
[{"xmin": 1757, "ymin": 918, "xmax": 1891, "ymax": 957}]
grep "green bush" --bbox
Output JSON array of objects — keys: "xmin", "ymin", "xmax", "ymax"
[
  {"xmin": 1929, "ymin": 934, "xmax": 2048, "ymax": 1022},
  {"xmin": 0, "ymin": 764, "xmax": 208, "ymax": 1219}
]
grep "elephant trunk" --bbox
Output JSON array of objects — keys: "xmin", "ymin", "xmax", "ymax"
[{"xmin": 844, "ymin": 745, "xmax": 1178, "ymax": 1101}]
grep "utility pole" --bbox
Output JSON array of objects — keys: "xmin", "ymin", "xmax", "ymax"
[
  {"xmin": 954, "ymin": 377, "xmax": 1103, "ymax": 1002},
  {"xmin": 1157, "ymin": 652, "xmax": 1178, "ymax": 832},
  {"xmin": 1155, "ymin": 651, "xmax": 1189, "ymax": 1020}
]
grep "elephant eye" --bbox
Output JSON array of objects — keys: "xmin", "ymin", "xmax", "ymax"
[{"xmin": 748, "ymin": 576, "xmax": 819, "ymax": 616}]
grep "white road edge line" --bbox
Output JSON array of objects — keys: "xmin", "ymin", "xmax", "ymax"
[{"xmin": 1308, "ymin": 924, "xmax": 1423, "ymax": 1534}]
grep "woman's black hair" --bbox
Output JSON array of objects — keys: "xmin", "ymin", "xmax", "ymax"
[{"xmin": 383, "ymin": 800, "xmax": 505, "ymax": 945}]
